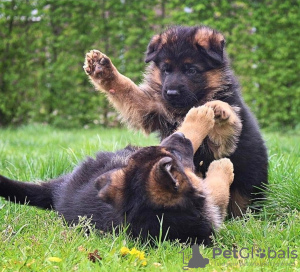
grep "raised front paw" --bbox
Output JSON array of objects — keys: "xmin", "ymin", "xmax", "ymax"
[
  {"xmin": 83, "ymin": 50, "xmax": 114, "ymax": 80},
  {"xmin": 205, "ymin": 100, "xmax": 233, "ymax": 123},
  {"xmin": 205, "ymin": 100, "xmax": 242, "ymax": 158}
]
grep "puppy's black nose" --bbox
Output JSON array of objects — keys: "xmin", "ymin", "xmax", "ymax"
[{"xmin": 166, "ymin": 89, "xmax": 180, "ymax": 96}]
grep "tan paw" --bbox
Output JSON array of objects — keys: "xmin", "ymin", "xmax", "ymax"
[
  {"xmin": 184, "ymin": 105, "xmax": 215, "ymax": 131},
  {"xmin": 206, "ymin": 158, "xmax": 234, "ymax": 185},
  {"xmin": 205, "ymin": 100, "xmax": 233, "ymax": 123},
  {"xmin": 83, "ymin": 50, "xmax": 113, "ymax": 79}
]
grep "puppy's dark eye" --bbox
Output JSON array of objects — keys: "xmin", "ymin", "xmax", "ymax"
[
  {"xmin": 186, "ymin": 67, "xmax": 197, "ymax": 75},
  {"xmin": 162, "ymin": 67, "xmax": 171, "ymax": 75},
  {"xmin": 161, "ymin": 64, "xmax": 172, "ymax": 75}
]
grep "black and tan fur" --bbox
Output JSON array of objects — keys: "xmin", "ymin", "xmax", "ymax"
[
  {"xmin": 0, "ymin": 106, "xmax": 233, "ymax": 244},
  {"xmin": 83, "ymin": 25, "xmax": 268, "ymax": 216}
]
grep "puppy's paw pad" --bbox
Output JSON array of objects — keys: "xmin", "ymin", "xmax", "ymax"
[
  {"xmin": 83, "ymin": 50, "xmax": 112, "ymax": 78},
  {"xmin": 205, "ymin": 101, "xmax": 232, "ymax": 122}
]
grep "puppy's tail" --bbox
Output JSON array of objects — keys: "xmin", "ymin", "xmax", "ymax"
[{"xmin": 0, "ymin": 175, "xmax": 54, "ymax": 209}]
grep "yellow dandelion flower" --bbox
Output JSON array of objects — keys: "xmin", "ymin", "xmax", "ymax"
[
  {"xmin": 141, "ymin": 260, "xmax": 147, "ymax": 266},
  {"xmin": 129, "ymin": 247, "xmax": 139, "ymax": 256},
  {"xmin": 137, "ymin": 251, "xmax": 145, "ymax": 260},
  {"xmin": 47, "ymin": 257, "xmax": 62, "ymax": 263},
  {"xmin": 120, "ymin": 246, "xmax": 130, "ymax": 256}
]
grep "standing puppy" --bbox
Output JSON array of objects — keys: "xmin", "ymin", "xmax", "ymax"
[{"xmin": 84, "ymin": 26, "xmax": 268, "ymax": 216}]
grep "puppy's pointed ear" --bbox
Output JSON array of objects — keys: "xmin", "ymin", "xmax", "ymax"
[
  {"xmin": 194, "ymin": 27, "xmax": 225, "ymax": 65},
  {"xmin": 96, "ymin": 169, "xmax": 125, "ymax": 207},
  {"xmin": 154, "ymin": 157, "xmax": 179, "ymax": 190},
  {"xmin": 148, "ymin": 156, "xmax": 194, "ymax": 206},
  {"xmin": 145, "ymin": 34, "xmax": 162, "ymax": 63}
]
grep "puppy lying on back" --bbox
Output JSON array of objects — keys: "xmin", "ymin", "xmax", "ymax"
[{"xmin": 0, "ymin": 106, "xmax": 233, "ymax": 244}]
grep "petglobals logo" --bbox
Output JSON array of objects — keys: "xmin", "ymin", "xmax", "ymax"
[
  {"xmin": 179, "ymin": 245, "xmax": 298, "ymax": 270},
  {"xmin": 212, "ymin": 247, "xmax": 298, "ymax": 260},
  {"xmin": 179, "ymin": 245, "xmax": 210, "ymax": 270}
]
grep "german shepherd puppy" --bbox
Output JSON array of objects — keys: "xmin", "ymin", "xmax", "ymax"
[
  {"xmin": 83, "ymin": 25, "xmax": 268, "ymax": 216},
  {"xmin": 0, "ymin": 106, "xmax": 234, "ymax": 244}
]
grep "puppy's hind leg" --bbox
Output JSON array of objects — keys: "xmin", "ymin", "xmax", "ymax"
[{"xmin": 202, "ymin": 159, "xmax": 234, "ymax": 220}]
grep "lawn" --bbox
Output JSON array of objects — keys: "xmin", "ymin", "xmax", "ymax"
[{"xmin": 0, "ymin": 125, "xmax": 299, "ymax": 271}]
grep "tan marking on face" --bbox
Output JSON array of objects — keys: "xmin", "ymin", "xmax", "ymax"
[
  {"xmin": 98, "ymin": 169, "xmax": 125, "ymax": 207},
  {"xmin": 205, "ymin": 69, "xmax": 224, "ymax": 92},
  {"xmin": 183, "ymin": 58, "xmax": 194, "ymax": 64},
  {"xmin": 143, "ymin": 64, "xmax": 162, "ymax": 92},
  {"xmin": 159, "ymin": 147, "xmax": 169, "ymax": 155}
]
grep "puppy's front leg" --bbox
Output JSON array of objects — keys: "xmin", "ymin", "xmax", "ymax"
[
  {"xmin": 84, "ymin": 50, "xmax": 167, "ymax": 132},
  {"xmin": 205, "ymin": 100, "xmax": 242, "ymax": 158},
  {"xmin": 177, "ymin": 106, "xmax": 215, "ymax": 153},
  {"xmin": 84, "ymin": 50, "xmax": 136, "ymax": 95}
]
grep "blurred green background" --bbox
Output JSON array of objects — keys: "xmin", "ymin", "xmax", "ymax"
[{"xmin": 0, "ymin": 0, "xmax": 299, "ymax": 129}]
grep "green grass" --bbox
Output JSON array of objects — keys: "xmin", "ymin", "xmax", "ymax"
[{"xmin": 0, "ymin": 125, "xmax": 299, "ymax": 271}]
